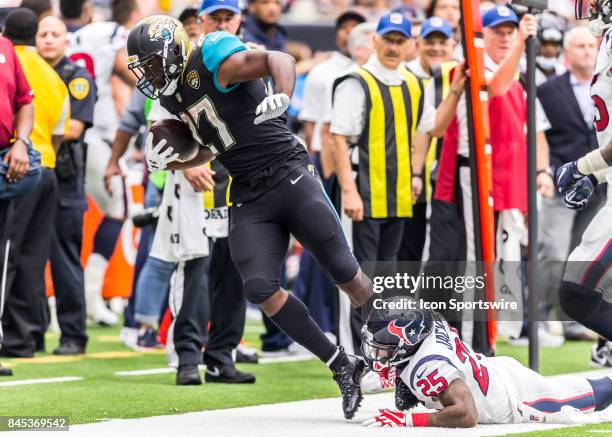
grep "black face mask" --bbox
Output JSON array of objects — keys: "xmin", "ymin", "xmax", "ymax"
[{"xmin": 129, "ymin": 53, "xmax": 174, "ymax": 100}]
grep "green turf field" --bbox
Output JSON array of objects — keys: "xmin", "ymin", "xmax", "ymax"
[{"xmin": 0, "ymin": 322, "xmax": 608, "ymax": 436}]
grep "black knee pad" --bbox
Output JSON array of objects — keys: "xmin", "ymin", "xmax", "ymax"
[
  {"xmin": 326, "ymin": 251, "xmax": 359, "ymax": 284},
  {"xmin": 243, "ymin": 277, "xmax": 278, "ymax": 305}
]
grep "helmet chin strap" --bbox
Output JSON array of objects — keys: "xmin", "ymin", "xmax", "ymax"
[
  {"xmin": 158, "ymin": 38, "xmax": 186, "ymax": 98},
  {"xmin": 162, "ymin": 78, "xmax": 178, "ymax": 96}
]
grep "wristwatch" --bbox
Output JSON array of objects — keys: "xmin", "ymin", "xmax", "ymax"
[
  {"xmin": 536, "ymin": 167, "xmax": 553, "ymax": 178},
  {"xmin": 15, "ymin": 137, "xmax": 32, "ymax": 148}
]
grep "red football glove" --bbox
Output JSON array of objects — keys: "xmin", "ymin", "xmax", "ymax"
[{"xmin": 362, "ymin": 409, "xmax": 408, "ymax": 428}]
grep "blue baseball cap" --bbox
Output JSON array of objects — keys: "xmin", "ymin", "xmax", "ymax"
[
  {"xmin": 482, "ymin": 6, "xmax": 519, "ymax": 28},
  {"xmin": 198, "ymin": 0, "xmax": 240, "ymax": 15},
  {"xmin": 420, "ymin": 16, "xmax": 453, "ymax": 39},
  {"xmin": 377, "ymin": 12, "xmax": 412, "ymax": 39}
]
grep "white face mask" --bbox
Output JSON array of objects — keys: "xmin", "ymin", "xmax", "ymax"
[{"xmin": 536, "ymin": 55, "xmax": 559, "ymax": 71}]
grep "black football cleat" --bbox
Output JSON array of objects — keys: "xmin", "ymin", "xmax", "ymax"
[
  {"xmin": 176, "ymin": 364, "xmax": 202, "ymax": 386},
  {"xmin": 205, "ymin": 366, "xmax": 256, "ymax": 384},
  {"xmin": 333, "ymin": 355, "xmax": 365, "ymax": 419}
]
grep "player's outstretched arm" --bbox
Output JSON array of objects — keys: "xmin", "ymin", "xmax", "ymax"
[
  {"xmin": 557, "ymin": 141, "xmax": 612, "ymax": 194},
  {"xmin": 216, "ymin": 49, "xmax": 296, "ymax": 98},
  {"xmin": 428, "ymin": 379, "xmax": 479, "ymax": 428}
]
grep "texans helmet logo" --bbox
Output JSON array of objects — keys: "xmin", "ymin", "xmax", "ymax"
[{"xmin": 387, "ymin": 311, "xmax": 427, "ymax": 345}]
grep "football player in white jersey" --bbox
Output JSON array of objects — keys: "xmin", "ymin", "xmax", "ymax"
[
  {"xmin": 65, "ymin": 0, "xmax": 141, "ymax": 325},
  {"xmin": 361, "ymin": 299, "xmax": 612, "ymax": 428},
  {"xmin": 556, "ymin": 0, "xmax": 612, "ymax": 368}
]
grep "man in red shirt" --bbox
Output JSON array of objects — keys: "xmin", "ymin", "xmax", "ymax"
[{"xmin": 0, "ymin": 34, "xmax": 34, "ymax": 376}]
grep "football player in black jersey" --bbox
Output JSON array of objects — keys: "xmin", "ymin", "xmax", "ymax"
[{"xmin": 127, "ymin": 15, "xmax": 374, "ymax": 419}]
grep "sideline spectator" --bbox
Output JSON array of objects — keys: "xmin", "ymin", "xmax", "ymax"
[
  {"xmin": 537, "ymin": 27, "xmax": 603, "ymax": 341},
  {"xmin": 300, "ymin": 11, "xmax": 365, "ymax": 161},
  {"xmin": 403, "ymin": 17, "xmax": 464, "ymax": 325},
  {"xmin": 37, "ymin": 16, "xmax": 96, "ymax": 356},
  {"xmin": 399, "ymin": 16, "xmax": 457, "ymax": 265},
  {"xmin": 332, "ymin": 12, "xmax": 463, "ymax": 263},
  {"xmin": 178, "ymin": 6, "xmax": 200, "ymax": 39},
  {"xmin": 434, "ymin": 6, "xmax": 556, "ymax": 348},
  {"xmin": 0, "ymin": 29, "xmax": 34, "ymax": 376},
  {"xmin": 330, "ymin": 13, "xmax": 463, "ymax": 359},
  {"xmin": 20, "ymin": 0, "xmax": 53, "ymax": 20},
  {"xmin": 242, "ymin": 0, "xmax": 287, "ymax": 51},
  {"xmin": 426, "ymin": 0, "xmax": 461, "ymax": 30},
  {"xmin": 240, "ymin": 0, "xmax": 295, "ymax": 355},
  {"xmin": 60, "ymin": 0, "xmax": 93, "ymax": 33},
  {"xmin": 535, "ymin": 12, "xmax": 566, "ymax": 83},
  {"xmin": 197, "ymin": 0, "xmax": 258, "ymax": 384},
  {"xmin": 68, "ymin": 0, "xmax": 139, "ymax": 327},
  {"xmin": 0, "ymin": 8, "xmax": 69, "ymax": 358}
]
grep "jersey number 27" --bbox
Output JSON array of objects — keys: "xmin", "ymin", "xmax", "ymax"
[{"xmin": 180, "ymin": 95, "xmax": 235, "ymax": 154}]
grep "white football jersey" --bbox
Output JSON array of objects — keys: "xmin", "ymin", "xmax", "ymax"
[
  {"xmin": 67, "ymin": 21, "xmax": 128, "ymax": 139},
  {"xmin": 591, "ymin": 28, "xmax": 612, "ymax": 185},
  {"xmin": 399, "ymin": 319, "xmax": 520, "ymax": 424}
]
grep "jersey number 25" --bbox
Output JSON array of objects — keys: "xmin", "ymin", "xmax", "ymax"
[{"xmin": 455, "ymin": 337, "xmax": 490, "ymax": 396}]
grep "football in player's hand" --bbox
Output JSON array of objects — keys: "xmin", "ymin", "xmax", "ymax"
[{"xmin": 149, "ymin": 119, "xmax": 199, "ymax": 162}]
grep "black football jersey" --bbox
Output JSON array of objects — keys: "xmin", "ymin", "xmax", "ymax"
[{"xmin": 160, "ymin": 31, "xmax": 306, "ymax": 203}]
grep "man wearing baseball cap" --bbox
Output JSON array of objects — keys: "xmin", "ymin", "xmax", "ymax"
[
  {"xmin": 300, "ymin": 10, "xmax": 365, "ymax": 158},
  {"xmin": 407, "ymin": 16, "xmax": 456, "ymax": 79},
  {"xmin": 198, "ymin": 0, "xmax": 242, "ymax": 35},
  {"xmin": 398, "ymin": 16, "xmax": 460, "ymax": 267},
  {"xmin": 330, "ymin": 12, "xmax": 463, "ymax": 287},
  {"xmin": 433, "ymin": 6, "xmax": 558, "ymax": 348}
]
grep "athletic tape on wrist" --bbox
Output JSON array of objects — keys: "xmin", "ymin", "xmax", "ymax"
[
  {"xmin": 411, "ymin": 413, "xmax": 429, "ymax": 427},
  {"xmin": 577, "ymin": 149, "xmax": 608, "ymax": 175}
]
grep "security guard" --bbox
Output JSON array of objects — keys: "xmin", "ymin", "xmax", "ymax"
[
  {"xmin": 36, "ymin": 16, "xmax": 96, "ymax": 355},
  {"xmin": 331, "ymin": 12, "xmax": 463, "ymax": 264}
]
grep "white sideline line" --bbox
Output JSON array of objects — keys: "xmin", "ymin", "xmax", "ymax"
[
  {"xmin": 115, "ymin": 356, "xmax": 315, "ymax": 376},
  {"xmin": 61, "ymin": 392, "xmax": 594, "ymax": 437},
  {"xmin": 0, "ymin": 376, "xmax": 83, "ymax": 387},
  {"xmin": 115, "ymin": 368, "xmax": 175, "ymax": 377},
  {"xmin": 115, "ymin": 366, "xmax": 209, "ymax": 377},
  {"xmin": 259, "ymin": 355, "xmax": 316, "ymax": 365}
]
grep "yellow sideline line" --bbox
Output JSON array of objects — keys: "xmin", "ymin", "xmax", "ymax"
[
  {"xmin": 97, "ymin": 336, "xmax": 123, "ymax": 343},
  {"xmin": 4, "ymin": 349, "xmax": 165, "ymax": 366}
]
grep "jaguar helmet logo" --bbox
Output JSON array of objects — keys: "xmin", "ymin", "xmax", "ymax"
[{"xmin": 148, "ymin": 17, "xmax": 177, "ymax": 43}]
